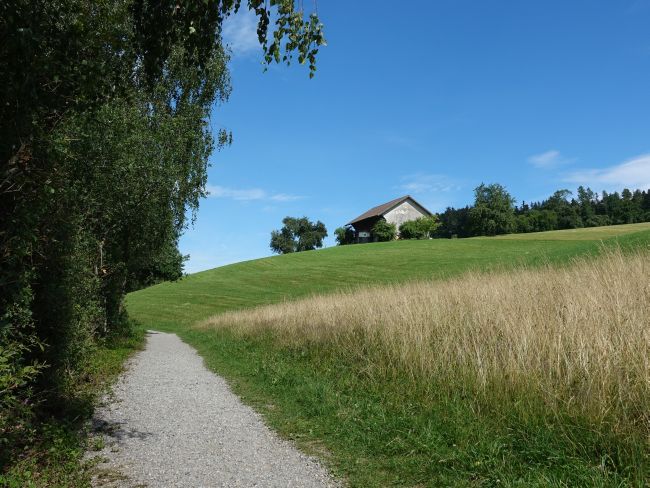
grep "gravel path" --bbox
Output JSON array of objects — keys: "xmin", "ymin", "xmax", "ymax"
[{"xmin": 88, "ymin": 331, "xmax": 337, "ymax": 487}]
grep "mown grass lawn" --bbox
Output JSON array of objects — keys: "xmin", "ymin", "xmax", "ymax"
[
  {"xmin": 126, "ymin": 223, "xmax": 650, "ymax": 487},
  {"xmin": 127, "ymin": 222, "xmax": 650, "ymax": 330}
]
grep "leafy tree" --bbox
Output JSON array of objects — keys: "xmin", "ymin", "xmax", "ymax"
[
  {"xmin": 468, "ymin": 183, "xmax": 516, "ymax": 236},
  {"xmin": 270, "ymin": 217, "xmax": 328, "ymax": 254},
  {"xmin": 399, "ymin": 220, "xmax": 422, "ymax": 239},
  {"xmin": 434, "ymin": 206, "xmax": 471, "ymax": 238},
  {"xmin": 433, "ymin": 184, "xmax": 650, "ymax": 239},
  {"xmin": 541, "ymin": 190, "xmax": 582, "ymax": 229},
  {"xmin": 417, "ymin": 215, "xmax": 440, "ymax": 238},
  {"xmin": 516, "ymin": 204, "xmax": 563, "ymax": 233},
  {"xmin": 127, "ymin": 239, "xmax": 188, "ymax": 292},
  {"xmin": 372, "ymin": 219, "xmax": 397, "ymax": 242},
  {"xmin": 577, "ymin": 186, "xmax": 596, "ymax": 223},
  {"xmin": 0, "ymin": 0, "xmax": 326, "ymax": 459},
  {"xmin": 399, "ymin": 216, "xmax": 439, "ymax": 239},
  {"xmin": 334, "ymin": 226, "xmax": 355, "ymax": 245}
]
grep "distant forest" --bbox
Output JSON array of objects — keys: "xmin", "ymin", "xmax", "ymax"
[{"xmin": 434, "ymin": 185, "xmax": 650, "ymax": 238}]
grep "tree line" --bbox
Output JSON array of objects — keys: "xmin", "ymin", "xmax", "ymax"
[
  {"xmin": 1, "ymin": 0, "xmax": 324, "ymax": 465},
  {"xmin": 435, "ymin": 183, "xmax": 650, "ymax": 238},
  {"xmin": 271, "ymin": 183, "xmax": 650, "ymax": 253},
  {"xmin": 328, "ymin": 183, "xmax": 650, "ymax": 246}
]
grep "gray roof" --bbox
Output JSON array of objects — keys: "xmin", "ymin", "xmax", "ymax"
[{"xmin": 347, "ymin": 195, "xmax": 431, "ymax": 226}]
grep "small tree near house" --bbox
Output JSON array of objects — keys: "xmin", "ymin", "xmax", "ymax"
[
  {"xmin": 372, "ymin": 219, "xmax": 397, "ymax": 241},
  {"xmin": 399, "ymin": 215, "xmax": 440, "ymax": 239},
  {"xmin": 334, "ymin": 226, "xmax": 355, "ymax": 245}
]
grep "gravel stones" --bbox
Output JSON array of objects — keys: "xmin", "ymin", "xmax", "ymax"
[{"xmin": 88, "ymin": 331, "xmax": 337, "ymax": 487}]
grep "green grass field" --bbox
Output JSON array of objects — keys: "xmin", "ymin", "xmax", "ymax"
[
  {"xmin": 127, "ymin": 222, "xmax": 650, "ymax": 330},
  {"xmin": 126, "ymin": 223, "xmax": 650, "ymax": 487}
]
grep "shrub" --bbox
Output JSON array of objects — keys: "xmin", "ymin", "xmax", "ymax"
[
  {"xmin": 417, "ymin": 215, "xmax": 440, "ymax": 238},
  {"xmin": 400, "ymin": 216, "xmax": 440, "ymax": 239},
  {"xmin": 334, "ymin": 226, "xmax": 355, "ymax": 245},
  {"xmin": 372, "ymin": 220, "xmax": 397, "ymax": 241},
  {"xmin": 399, "ymin": 220, "xmax": 422, "ymax": 239}
]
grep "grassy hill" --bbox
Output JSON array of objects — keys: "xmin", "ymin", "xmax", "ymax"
[
  {"xmin": 127, "ymin": 222, "xmax": 650, "ymax": 330},
  {"xmin": 126, "ymin": 223, "xmax": 650, "ymax": 487}
]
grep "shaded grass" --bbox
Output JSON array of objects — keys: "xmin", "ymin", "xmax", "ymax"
[{"xmin": 0, "ymin": 327, "xmax": 145, "ymax": 487}]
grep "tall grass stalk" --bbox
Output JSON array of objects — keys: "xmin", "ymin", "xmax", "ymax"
[{"xmin": 201, "ymin": 248, "xmax": 649, "ymax": 441}]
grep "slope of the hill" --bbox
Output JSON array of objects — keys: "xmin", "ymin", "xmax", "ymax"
[
  {"xmin": 124, "ymin": 223, "xmax": 650, "ymax": 487},
  {"xmin": 126, "ymin": 222, "xmax": 650, "ymax": 330}
]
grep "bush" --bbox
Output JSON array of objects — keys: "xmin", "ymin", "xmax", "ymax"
[
  {"xmin": 334, "ymin": 226, "xmax": 355, "ymax": 245},
  {"xmin": 399, "ymin": 220, "xmax": 422, "ymax": 239},
  {"xmin": 400, "ymin": 216, "xmax": 439, "ymax": 239},
  {"xmin": 372, "ymin": 220, "xmax": 397, "ymax": 241}
]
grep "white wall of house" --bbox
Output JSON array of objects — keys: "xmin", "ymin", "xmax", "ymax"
[{"xmin": 384, "ymin": 200, "xmax": 428, "ymax": 230}]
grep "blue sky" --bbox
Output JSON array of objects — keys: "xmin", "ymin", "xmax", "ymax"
[{"xmin": 181, "ymin": 0, "xmax": 650, "ymax": 273}]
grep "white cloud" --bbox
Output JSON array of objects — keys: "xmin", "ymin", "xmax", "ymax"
[
  {"xmin": 269, "ymin": 193, "xmax": 303, "ymax": 202},
  {"xmin": 528, "ymin": 149, "xmax": 574, "ymax": 169},
  {"xmin": 398, "ymin": 173, "xmax": 462, "ymax": 194},
  {"xmin": 564, "ymin": 153, "xmax": 650, "ymax": 191},
  {"xmin": 206, "ymin": 185, "xmax": 265, "ymax": 200},
  {"xmin": 206, "ymin": 184, "xmax": 303, "ymax": 202},
  {"xmin": 222, "ymin": 9, "xmax": 259, "ymax": 56}
]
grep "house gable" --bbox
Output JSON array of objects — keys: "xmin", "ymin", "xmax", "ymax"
[
  {"xmin": 347, "ymin": 195, "xmax": 432, "ymax": 241},
  {"xmin": 384, "ymin": 199, "xmax": 431, "ymax": 229}
]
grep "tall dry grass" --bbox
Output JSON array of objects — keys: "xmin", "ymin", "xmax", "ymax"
[{"xmin": 200, "ymin": 248, "xmax": 650, "ymax": 436}]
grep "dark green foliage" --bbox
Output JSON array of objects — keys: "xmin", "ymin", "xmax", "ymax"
[
  {"xmin": 128, "ymin": 239, "xmax": 188, "ymax": 292},
  {"xmin": 0, "ymin": 0, "xmax": 325, "ymax": 476},
  {"xmin": 469, "ymin": 183, "xmax": 516, "ymax": 236},
  {"xmin": 434, "ymin": 206, "xmax": 472, "ymax": 238},
  {"xmin": 334, "ymin": 226, "xmax": 355, "ymax": 246},
  {"xmin": 436, "ymin": 184, "xmax": 650, "ymax": 239},
  {"xmin": 398, "ymin": 220, "xmax": 422, "ymax": 239},
  {"xmin": 399, "ymin": 215, "xmax": 439, "ymax": 239},
  {"xmin": 372, "ymin": 219, "xmax": 397, "ymax": 241},
  {"xmin": 515, "ymin": 209, "xmax": 558, "ymax": 233},
  {"xmin": 270, "ymin": 217, "xmax": 328, "ymax": 254},
  {"xmin": 0, "ymin": 326, "xmax": 144, "ymax": 486}
]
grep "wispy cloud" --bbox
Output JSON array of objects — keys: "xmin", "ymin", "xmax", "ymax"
[
  {"xmin": 528, "ymin": 150, "xmax": 574, "ymax": 169},
  {"xmin": 222, "ymin": 9, "xmax": 259, "ymax": 57},
  {"xmin": 398, "ymin": 173, "xmax": 462, "ymax": 194},
  {"xmin": 206, "ymin": 184, "xmax": 304, "ymax": 202},
  {"xmin": 564, "ymin": 154, "xmax": 650, "ymax": 191},
  {"xmin": 269, "ymin": 193, "xmax": 303, "ymax": 202}
]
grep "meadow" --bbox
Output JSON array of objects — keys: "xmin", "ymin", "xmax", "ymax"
[
  {"xmin": 126, "ymin": 222, "xmax": 650, "ymax": 329},
  {"xmin": 127, "ymin": 223, "xmax": 650, "ymax": 486}
]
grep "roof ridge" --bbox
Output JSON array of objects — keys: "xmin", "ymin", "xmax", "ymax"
[{"xmin": 347, "ymin": 195, "xmax": 415, "ymax": 225}]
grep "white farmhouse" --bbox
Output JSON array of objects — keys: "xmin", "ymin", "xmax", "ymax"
[{"xmin": 347, "ymin": 195, "xmax": 432, "ymax": 243}]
